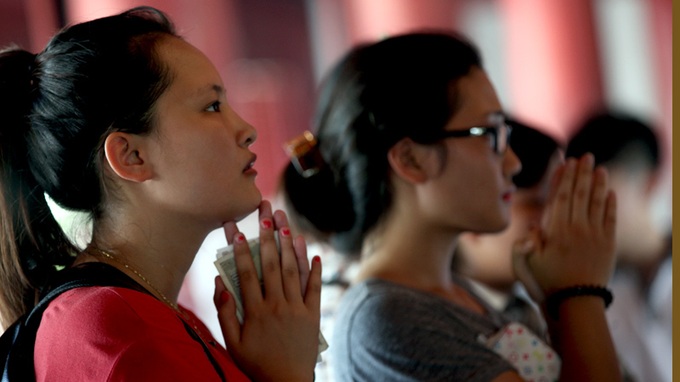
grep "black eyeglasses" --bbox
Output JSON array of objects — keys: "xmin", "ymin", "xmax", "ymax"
[{"xmin": 419, "ymin": 121, "xmax": 512, "ymax": 155}]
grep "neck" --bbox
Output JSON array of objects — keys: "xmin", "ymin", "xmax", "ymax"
[
  {"xmin": 355, "ymin": 195, "xmax": 487, "ymax": 315},
  {"xmin": 87, "ymin": 246, "xmax": 180, "ymax": 310},
  {"xmin": 357, "ymin": 200, "xmax": 460, "ymax": 292},
  {"xmin": 83, "ymin": 207, "xmax": 214, "ymax": 307}
]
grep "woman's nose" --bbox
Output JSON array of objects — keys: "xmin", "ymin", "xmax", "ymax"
[{"xmin": 504, "ymin": 146, "xmax": 522, "ymax": 178}]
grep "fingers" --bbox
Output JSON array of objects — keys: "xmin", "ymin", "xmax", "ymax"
[
  {"xmin": 294, "ymin": 236, "xmax": 310, "ymax": 294},
  {"xmin": 228, "ymin": 201, "xmax": 312, "ymax": 310},
  {"xmin": 279, "ymin": 226, "xmax": 303, "ymax": 301},
  {"xmin": 273, "ymin": 209, "xmax": 308, "ymax": 301},
  {"xmin": 214, "ymin": 276, "xmax": 241, "ymax": 347},
  {"xmin": 603, "ymin": 191, "xmax": 617, "ymax": 237},
  {"xmin": 586, "ymin": 164, "xmax": 616, "ymax": 244},
  {"xmin": 259, "ymin": 209, "xmax": 284, "ymax": 301},
  {"xmin": 511, "ymin": 233, "xmax": 545, "ymax": 303},
  {"xmin": 546, "ymin": 162, "xmax": 566, "ymax": 203},
  {"xmin": 304, "ymin": 256, "xmax": 322, "ymax": 312},
  {"xmin": 571, "ymin": 154, "xmax": 594, "ymax": 224},
  {"xmin": 224, "ymin": 199, "xmax": 272, "ymax": 245},
  {"xmin": 260, "ymin": 203, "xmax": 306, "ymax": 302},
  {"xmin": 232, "ymin": 230, "xmax": 265, "ymax": 309},
  {"xmin": 223, "ymin": 221, "xmax": 240, "ymax": 245},
  {"xmin": 545, "ymin": 158, "xmax": 577, "ymax": 232},
  {"xmin": 272, "ymin": 209, "xmax": 289, "ymax": 231},
  {"xmin": 588, "ymin": 166, "xmax": 609, "ymax": 226},
  {"xmin": 258, "ymin": 200, "xmax": 273, "ymax": 221},
  {"xmin": 546, "ymin": 154, "xmax": 611, "ymax": 232},
  {"xmin": 532, "ymin": 154, "xmax": 618, "ymax": 292}
]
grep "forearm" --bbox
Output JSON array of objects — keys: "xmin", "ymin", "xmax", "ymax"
[{"xmin": 547, "ymin": 296, "xmax": 621, "ymax": 382}]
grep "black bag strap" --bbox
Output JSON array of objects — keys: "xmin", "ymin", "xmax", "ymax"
[{"xmin": 1, "ymin": 262, "xmax": 225, "ymax": 382}]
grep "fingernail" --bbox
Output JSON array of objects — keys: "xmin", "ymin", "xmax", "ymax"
[
  {"xmin": 519, "ymin": 240, "xmax": 535, "ymax": 253},
  {"xmin": 261, "ymin": 218, "xmax": 273, "ymax": 229},
  {"xmin": 313, "ymin": 255, "xmax": 321, "ymax": 263},
  {"xmin": 220, "ymin": 291, "xmax": 230, "ymax": 304},
  {"xmin": 281, "ymin": 227, "xmax": 291, "ymax": 237},
  {"xmin": 585, "ymin": 153, "xmax": 594, "ymax": 164},
  {"xmin": 234, "ymin": 233, "xmax": 246, "ymax": 243}
]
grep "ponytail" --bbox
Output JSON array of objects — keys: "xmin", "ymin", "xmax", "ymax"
[
  {"xmin": 0, "ymin": 48, "xmax": 76, "ymax": 329},
  {"xmin": 0, "ymin": 7, "xmax": 177, "ymax": 329},
  {"xmin": 281, "ymin": 159, "xmax": 356, "ymax": 248}
]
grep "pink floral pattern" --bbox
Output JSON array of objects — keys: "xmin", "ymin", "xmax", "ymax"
[{"xmin": 484, "ymin": 322, "xmax": 561, "ymax": 382}]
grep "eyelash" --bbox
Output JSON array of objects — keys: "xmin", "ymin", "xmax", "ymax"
[{"xmin": 206, "ymin": 100, "xmax": 221, "ymax": 112}]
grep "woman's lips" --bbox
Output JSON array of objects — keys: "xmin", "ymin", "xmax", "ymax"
[
  {"xmin": 502, "ymin": 187, "xmax": 515, "ymax": 202},
  {"xmin": 243, "ymin": 154, "xmax": 257, "ymax": 175}
]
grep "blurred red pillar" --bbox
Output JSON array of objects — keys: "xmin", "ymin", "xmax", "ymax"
[
  {"xmin": 309, "ymin": 0, "xmax": 463, "ymax": 81},
  {"xmin": 24, "ymin": 0, "xmax": 59, "ymax": 51},
  {"xmin": 498, "ymin": 0, "xmax": 604, "ymax": 142},
  {"xmin": 62, "ymin": 0, "xmax": 242, "ymax": 74},
  {"xmin": 342, "ymin": 0, "xmax": 463, "ymax": 45},
  {"xmin": 647, "ymin": 0, "xmax": 672, "ymax": 161},
  {"xmin": 647, "ymin": 0, "xmax": 672, "ymax": 228}
]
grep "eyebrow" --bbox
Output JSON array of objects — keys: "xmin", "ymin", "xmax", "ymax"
[
  {"xmin": 194, "ymin": 84, "xmax": 225, "ymax": 99},
  {"xmin": 211, "ymin": 84, "xmax": 225, "ymax": 98}
]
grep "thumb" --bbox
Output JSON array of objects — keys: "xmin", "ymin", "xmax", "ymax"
[
  {"xmin": 512, "ymin": 235, "xmax": 544, "ymax": 303},
  {"xmin": 214, "ymin": 277, "xmax": 241, "ymax": 348}
]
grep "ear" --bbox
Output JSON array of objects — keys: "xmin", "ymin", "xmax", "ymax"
[
  {"xmin": 387, "ymin": 138, "xmax": 429, "ymax": 184},
  {"xmin": 103, "ymin": 132, "xmax": 153, "ymax": 183}
]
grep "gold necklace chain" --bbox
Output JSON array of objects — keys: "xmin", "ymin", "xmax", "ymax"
[
  {"xmin": 86, "ymin": 247, "xmax": 217, "ymax": 347},
  {"xmin": 89, "ymin": 247, "xmax": 180, "ymax": 311}
]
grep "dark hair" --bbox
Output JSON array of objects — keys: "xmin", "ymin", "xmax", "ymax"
[
  {"xmin": 282, "ymin": 32, "xmax": 482, "ymax": 255},
  {"xmin": 508, "ymin": 119, "xmax": 561, "ymax": 189},
  {"xmin": 566, "ymin": 111, "xmax": 660, "ymax": 172},
  {"xmin": 0, "ymin": 6, "xmax": 177, "ymax": 328}
]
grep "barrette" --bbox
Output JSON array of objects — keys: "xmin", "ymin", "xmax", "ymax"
[{"xmin": 284, "ymin": 130, "xmax": 325, "ymax": 178}]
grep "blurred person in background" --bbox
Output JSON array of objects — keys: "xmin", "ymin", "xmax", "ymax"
[{"xmin": 567, "ymin": 111, "xmax": 672, "ymax": 382}]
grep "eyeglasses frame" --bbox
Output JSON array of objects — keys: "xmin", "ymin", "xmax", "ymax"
[{"xmin": 419, "ymin": 122, "xmax": 513, "ymax": 155}]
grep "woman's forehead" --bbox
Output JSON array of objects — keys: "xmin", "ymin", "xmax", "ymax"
[
  {"xmin": 448, "ymin": 68, "xmax": 502, "ymax": 126},
  {"xmin": 156, "ymin": 37, "xmax": 223, "ymax": 97}
]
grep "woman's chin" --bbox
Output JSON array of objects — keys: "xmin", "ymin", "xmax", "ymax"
[
  {"xmin": 236, "ymin": 191, "xmax": 263, "ymax": 221},
  {"xmin": 215, "ymin": 191, "xmax": 262, "ymax": 226},
  {"xmin": 479, "ymin": 216, "xmax": 511, "ymax": 234}
]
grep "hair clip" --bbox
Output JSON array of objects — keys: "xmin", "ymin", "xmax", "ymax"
[{"xmin": 284, "ymin": 130, "xmax": 325, "ymax": 178}]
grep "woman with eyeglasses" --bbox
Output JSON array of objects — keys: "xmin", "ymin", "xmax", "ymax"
[{"xmin": 281, "ymin": 32, "xmax": 621, "ymax": 381}]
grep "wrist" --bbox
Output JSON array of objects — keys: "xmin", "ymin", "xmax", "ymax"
[{"xmin": 545, "ymin": 285, "xmax": 613, "ymax": 321}]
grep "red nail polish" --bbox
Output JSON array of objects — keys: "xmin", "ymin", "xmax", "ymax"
[
  {"xmin": 281, "ymin": 227, "xmax": 291, "ymax": 237},
  {"xmin": 235, "ymin": 233, "xmax": 246, "ymax": 243},
  {"xmin": 313, "ymin": 255, "xmax": 321, "ymax": 263},
  {"xmin": 220, "ymin": 291, "xmax": 230, "ymax": 304},
  {"xmin": 261, "ymin": 218, "xmax": 273, "ymax": 229}
]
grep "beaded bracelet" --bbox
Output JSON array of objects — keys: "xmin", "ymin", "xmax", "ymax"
[{"xmin": 545, "ymin": 285, "xmax": 613, "ymax": 320}]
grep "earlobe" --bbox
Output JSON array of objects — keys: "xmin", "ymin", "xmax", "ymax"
[
  {"xmin": 104, "ymin": 132, "xmax": 153, "ymax": 183},
  {"xmin": 387, "ymin": 139, "xmax": 429, "ymax": 184}
]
